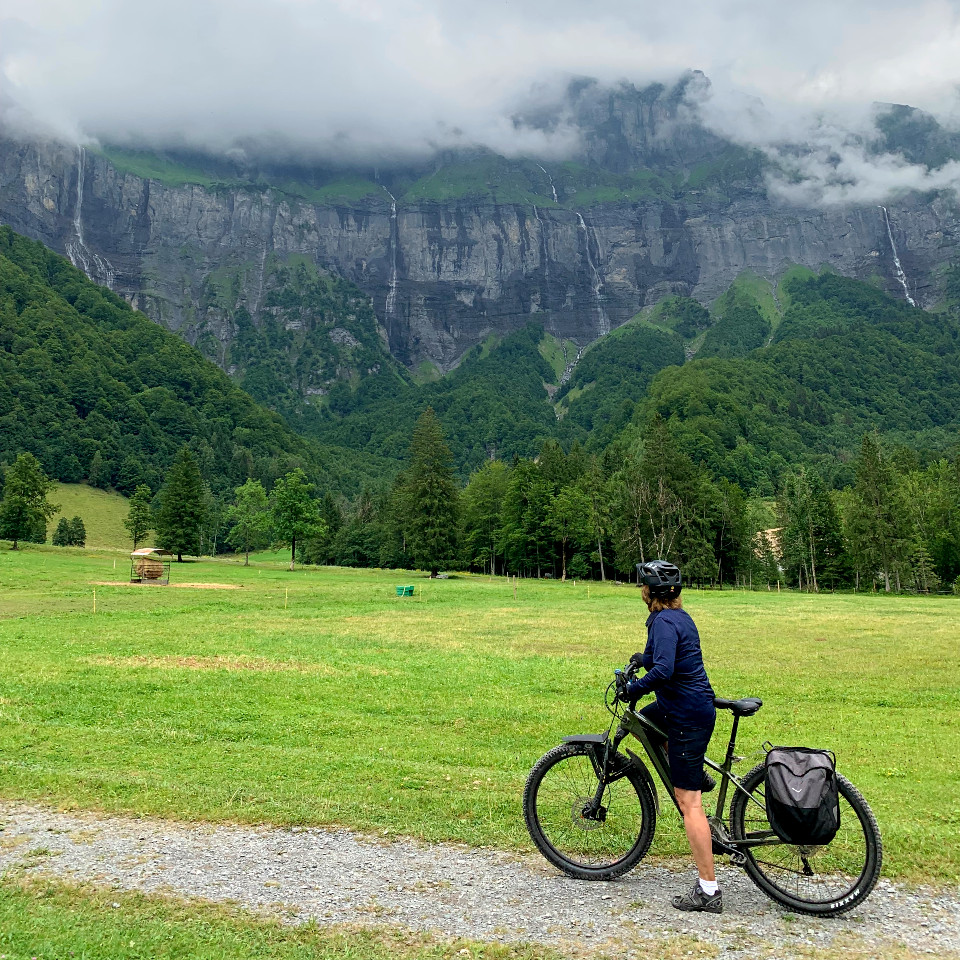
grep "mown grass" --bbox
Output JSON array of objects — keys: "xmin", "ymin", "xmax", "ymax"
[
  {"xmin": 49, "ymin": 484, "xmax": 131, "ymax": 551},
  {"xmin": 0, "ymin": 546, "xmax": 957, "ymax": 882},
  {"xmin": 0, "ymin": 876, "xmax": 586, "ymax": 960}
]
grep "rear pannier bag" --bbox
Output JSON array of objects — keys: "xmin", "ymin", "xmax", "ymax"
[{"xmin": 764, "ymin": 747, "xmax": 840, "ymax": 846}]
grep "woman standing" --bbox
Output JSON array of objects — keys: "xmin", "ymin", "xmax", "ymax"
[{"xmin": 622, "ymin": 559, "xmax": 722, "ymax": 913}]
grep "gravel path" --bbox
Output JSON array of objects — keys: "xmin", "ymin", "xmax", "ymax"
[{"xmin": 1, "ymin": 803, "xmax": 958, "ymax": 958}]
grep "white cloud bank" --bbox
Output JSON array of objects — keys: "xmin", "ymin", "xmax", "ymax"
[{"xmin": 3, "ymin": 0, "xmax": 960, "ymax": 203}]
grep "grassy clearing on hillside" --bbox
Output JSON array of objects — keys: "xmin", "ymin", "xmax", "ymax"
[
  {"xmin": 719, "ymin": 271, "xmax": 782, "ymax": 330},
  {"xmin": 0, "ymin": 546, "xmax": 957, "ymax": 882},
  {"xmin": 49, "ymin": 483, "xmax": 131, "ymax": 550}
]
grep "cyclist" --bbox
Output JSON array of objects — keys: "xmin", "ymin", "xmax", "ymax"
[{"xmin": 621, "ymin": 560, "xmax": 722, "ymax": 913}]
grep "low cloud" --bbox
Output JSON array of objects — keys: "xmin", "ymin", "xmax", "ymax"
[{"xmin": 3, "ymin": 0, "xmax": 960, "ymax": 204}]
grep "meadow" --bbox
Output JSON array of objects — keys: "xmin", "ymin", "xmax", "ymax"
[
  {"xmin": 48, "ymin": 482, "xmax": 132, "ymax": 550},
  {"xmin": 0, "ymin": 544, "xmax": 957, "ymax": 886}
]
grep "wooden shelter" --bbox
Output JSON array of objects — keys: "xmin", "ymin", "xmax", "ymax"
[{"xmin": 130, "ymin": 548, "xmax": 172, "ymax": 585}]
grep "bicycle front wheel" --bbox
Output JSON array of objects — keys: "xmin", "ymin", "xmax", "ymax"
[
  {"xmin": 522, "ymin": 742, "xmax": 656, "ymax": 880},
  {"xmin": 729, "ymin": 762, "xmax": 883, "ymax": 915}
]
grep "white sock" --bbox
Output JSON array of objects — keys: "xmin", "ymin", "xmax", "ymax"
[{"xmin": 699, "ymin": 878, "xmax": 719, "ymax": 896}]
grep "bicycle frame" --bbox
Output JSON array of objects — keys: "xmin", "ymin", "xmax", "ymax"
[{"xmin": 585, "ymin": 703, "xmax": 780, "ymax": 858}]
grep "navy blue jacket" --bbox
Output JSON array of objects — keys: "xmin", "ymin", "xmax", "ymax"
[{"xmin": 626, "ymin": 608, "xmax": 715, "ymax": 728}]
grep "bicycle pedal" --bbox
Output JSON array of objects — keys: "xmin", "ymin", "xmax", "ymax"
[{"xmin": 730, "ymin": 852, "xmax": 747, "ymax": 867}]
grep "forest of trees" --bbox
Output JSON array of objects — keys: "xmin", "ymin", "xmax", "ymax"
[
  {"xmin": 5, "ymin": 223, "xmax": 960, "ymax": 593},
  {"xmin": 0, "ymin": 227, "xmax": 389, "ymax": 498},
  {"xmin": 224, "ymin": 419, "xmax": 960, "ymax": 592},
  {"xmin": 5, "ymin": 398, "xmax": 960, "ymax": 594}
]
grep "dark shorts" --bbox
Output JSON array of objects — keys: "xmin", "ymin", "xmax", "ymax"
[{"xmin": 639, "ymin": 701, "xmax": 716, "ymax": 792}]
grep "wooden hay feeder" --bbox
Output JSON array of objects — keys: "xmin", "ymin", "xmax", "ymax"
[{"xmin": 130, "ymin": 548, "xmax": 172, "ymax": 586}]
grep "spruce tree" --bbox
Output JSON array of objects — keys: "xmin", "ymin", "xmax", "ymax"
[
  {"xmin": 156, "ymin": 447, "xmax": 206, "ymax": 561},
  {"xmin": 0, "ymin": 453, "xmax": 59, "ymax": 550},
  {"xmin": 124, "ymin": 484, "xmax": 154, "ymax": 550},
  {"xmin": 69, "ymin": 516, "xmax": 86, "ymax": 547},
  {"xmin": 406, "ymin": 407, "xmax": 460, "ymax": 577},
  {"xmin": 847, "ymin": 433, "xmax": 906, "ymax": 591},
  {"xmin": 53, "ymin": 517, "xmax": 72, "ymax": 547}
]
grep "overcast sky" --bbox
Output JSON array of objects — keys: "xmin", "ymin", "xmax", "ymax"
[{"xmin": 3, "ymin": 0, "xmax": 960, "ymax": 202}]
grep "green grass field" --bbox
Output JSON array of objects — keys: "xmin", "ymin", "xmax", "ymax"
[
  {"xmin": 0, "ymin": 545, "xmax": 957, "ymax": 885},
  {"xmin": 48, "ymin": 483, "xmax": 131, "ymax": 550},
  {"xmin": 0, "ymin": 877, "xmax": 577, "ymax": 960}
]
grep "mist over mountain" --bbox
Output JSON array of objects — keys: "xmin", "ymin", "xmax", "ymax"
[
  {"xmin": 4, "ymin": 0, "xmax": 960, "ymax": 479},
  {"xmin": 5, "ymin": 0, "xmax": 960, "ymax": 205}
]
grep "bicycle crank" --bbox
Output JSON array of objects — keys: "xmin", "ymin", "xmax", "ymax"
[{"xmin": 709, "ymin": 817, "xmax": 747, "ymax": 866}]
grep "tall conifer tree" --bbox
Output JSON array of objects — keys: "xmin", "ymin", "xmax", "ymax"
[
  {"xmin": 847, "ymin": 432, "xmax": 905, "ymax": 591},
  {"xmin": 407, "ymin": 407, "xmax": 459, "ymax": 577},
  {"xmin": 156, "ymin": 447, "xmax": 206, "ymax": 561}
]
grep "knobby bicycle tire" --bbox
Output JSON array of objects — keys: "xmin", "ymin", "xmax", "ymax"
[
  {"xmin": 729, "ymin": 761, "xmax": 883, "ymax": 915},
  {"xmin": 523, "ymin": 742, "xmax": 657, "ymax": 880}
]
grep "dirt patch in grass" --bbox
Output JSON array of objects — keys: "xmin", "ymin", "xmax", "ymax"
[
  {"xmin": 86, "ymin": 655, "xmax": 335, "ymax": 674},
  {"xmin": 91, "ymin": 581, "xmax": 241, "ymax": 589}
]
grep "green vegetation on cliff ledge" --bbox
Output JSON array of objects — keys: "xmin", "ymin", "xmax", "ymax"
[
  {"xmin": 100, "ymin": 140, "xmax": 761, "ymax": 209},
  {"xmin": 100, "ymin": 146, "xmax": 381, "ymax": 202},
  {"xmin": 400, "ymin": 156, "xmax": 674, "ymax": 206}
]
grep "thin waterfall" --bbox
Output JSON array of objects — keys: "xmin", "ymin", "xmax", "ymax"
[
  {"xmin": 251, "ymin": 247, "xmax": 268, "ymax": 316},
  {"xmin": 576, "ymin": 212, "xmax": 609, "ymax": 336},
  {"xmin": 560, "ymin": 344, "xmax": 584, "ymax": 385},
  {"xmin": 537, "ymin": 164, "xmax": 559, "ymax": 204},
  {"xmin": 66, "ymin": 146, "xmax": 115, "ymax": 289},
  {"xmin": 381, "ymin": 186, "xmax": 399, "ymax": 318},
  {"xmin": 879, "ymin": 205, "xmax": 916, "ymax": 306},
  {"xmin": 533, "ymin": 204, "xmax": 551, "ymax": 291}
]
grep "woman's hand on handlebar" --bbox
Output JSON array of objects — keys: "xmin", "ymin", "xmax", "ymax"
[{"xmin": 614, "ymin": 654, "xmax": 645, "ymax": 702}]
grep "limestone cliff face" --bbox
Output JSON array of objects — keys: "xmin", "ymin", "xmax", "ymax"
[{"xmin": 1, "ymin": 96, "xmax": 958, "ymax": 383}]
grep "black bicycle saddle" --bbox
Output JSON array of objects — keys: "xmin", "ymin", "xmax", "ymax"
[{"xmin": 714, "ymin": 696, "xmax": 763, "ymax": 717}]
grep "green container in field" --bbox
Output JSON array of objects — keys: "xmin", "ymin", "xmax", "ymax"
[{"xmin": 396, "ymin": 585, "xmax": 415, "ymax": 597}]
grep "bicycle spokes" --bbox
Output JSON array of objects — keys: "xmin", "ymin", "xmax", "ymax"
[{"xmin": 738, "ymin": 777, "xmax": 876, "ymax": 907}]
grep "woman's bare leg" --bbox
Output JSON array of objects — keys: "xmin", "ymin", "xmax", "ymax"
[{"xmin": 674, "ymin": 787, "xmax": 715, "ymax": 882}]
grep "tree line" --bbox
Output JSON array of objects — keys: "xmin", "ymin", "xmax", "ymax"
[
  {"xmin": 5, "ymin": 410, "xmax": 960, "ymax": 594},
  {"xmin": 241, "ymin": 410, "xmax": 960, "ymax": 592}
]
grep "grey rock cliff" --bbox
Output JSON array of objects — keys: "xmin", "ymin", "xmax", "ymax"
[{"xmin": 1, "ymin": 84, "xmax": 958, "ymax": 383}]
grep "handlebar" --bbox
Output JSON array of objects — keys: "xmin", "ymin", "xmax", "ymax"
[{"xmin": 606, "ymin": 655, "xmax": 646, "ymax": 714}]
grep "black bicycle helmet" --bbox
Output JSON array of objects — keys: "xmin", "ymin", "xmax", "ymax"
[{"xmin": 636, "ymin": 559, "xmax": 682, "ymax": 598}]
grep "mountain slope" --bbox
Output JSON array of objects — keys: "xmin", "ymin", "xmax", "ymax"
[
  {"xmin": 0, "ymin": 227, "xmax": 390, "ymax": 495},
  {"xmin": 630, "ymin": 272, "xmax": 960, "ymax": 489}
]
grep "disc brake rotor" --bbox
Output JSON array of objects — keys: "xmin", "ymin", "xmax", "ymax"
[{"xmin": 572, "ymin": 797, "xmax": 603, "ymax": 830}]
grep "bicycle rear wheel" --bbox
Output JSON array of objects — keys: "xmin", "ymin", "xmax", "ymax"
[
  {"xmin": 522, "ymin": 742, "xmax": 656, "ymax": 880},
  {"xmin": 729, "ymin": 762, "xmax": 882, "ymax": 915}
]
